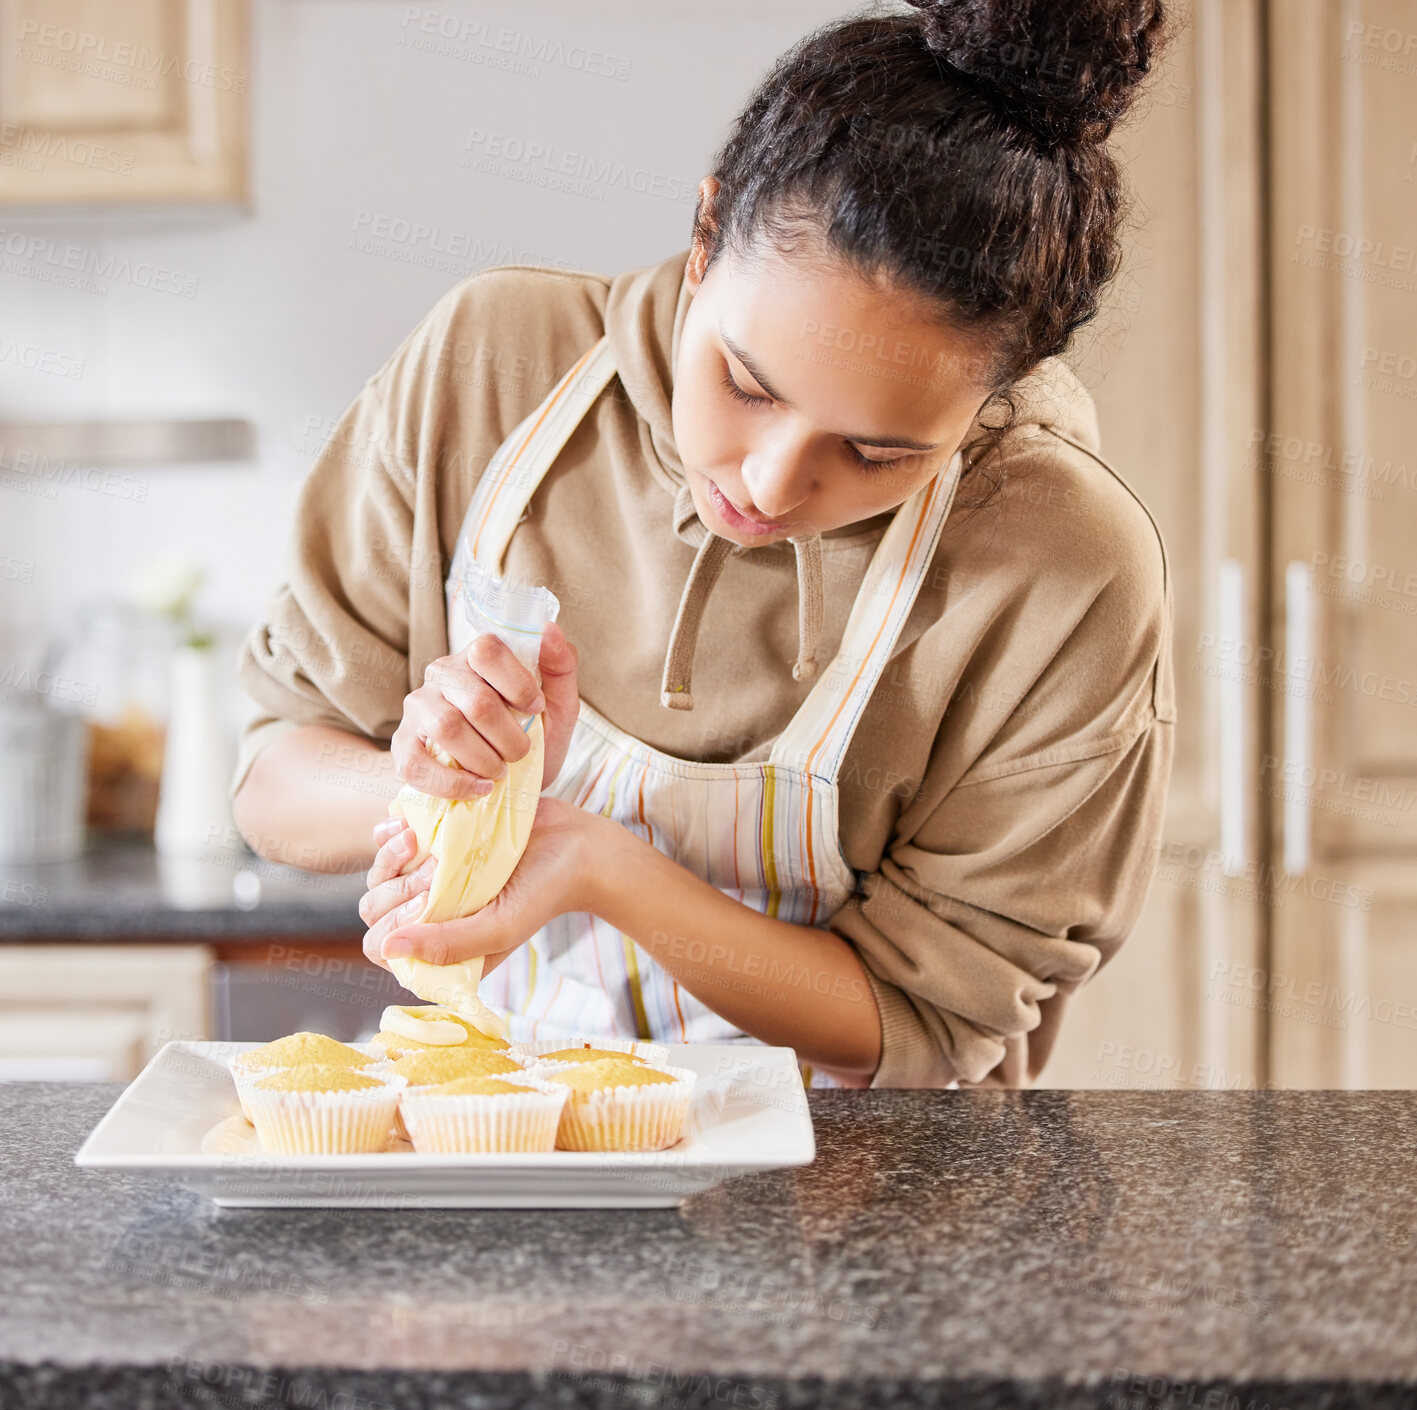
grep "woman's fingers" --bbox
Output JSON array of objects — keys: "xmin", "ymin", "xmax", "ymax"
[
  {"xmin": 360, "ymin": 853, "xmax": 436, "ymax": 966},
  {"xmin": 359, "ymin": 850, "xmax": 435, "ymax": 929},
  {"xmin": 366, "ymin": 817, "xmax": 416, "ymax": 889},
  {"xmin": 389, "ymin": 634, "xmax": 548, "ymax": 800},
  {"xmin": 464, "ymin": 633, "xmax": 545, "ymax": 717},
  {"xmin": 392, "ymin": 727, "xmax": 497, "ymax": 802},
  {"xmin": 391, "ymin": 685, "xmax": 501, "ymax": 799},
  {"xmin": 432, "ymin": 665, "xmax": 531, "ymax": 771},
  {"xmin": 537, "ymin": 622, "xmax": 581, "ymax": 788}
]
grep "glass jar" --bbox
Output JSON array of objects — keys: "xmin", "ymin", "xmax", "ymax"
[{"xmin": 49, "ymin": 600, "xmax": 174, "ymax": 836}]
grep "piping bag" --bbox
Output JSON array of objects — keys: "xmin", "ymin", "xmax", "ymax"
[{"xmin": 384, "ymin": 545, "xmax": 561, "ymax": 1039}]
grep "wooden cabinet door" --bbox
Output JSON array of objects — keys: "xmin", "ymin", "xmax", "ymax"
[
  {"xmin": 0, "ymin": 0, "xmax": 247, "ymax": 204},
  {"xmin": 1043, "ymin": 0, "xmax": 1270, "ymax": 1091},
  {"xmin": 1265, "ymin": 0, "xmax": 1417, "ymax": 1087},
  {"xmin": 0, "ymin": 943, "xmax": 211, "ymax": 1080}
]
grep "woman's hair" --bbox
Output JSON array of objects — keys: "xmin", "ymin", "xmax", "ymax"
[{"xmin": 694, "ymin": 0, "xmax": 1171, "ymax": 499}]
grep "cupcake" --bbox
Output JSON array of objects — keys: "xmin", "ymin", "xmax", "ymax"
[
  {"xmin": 388, "ymin": 1047, "xmax": 528, "ymax": 1141},
  {"xmin": 538, "ymin": 1047, "xmax": 648, "ymax": 1066},
  {"xmin": 243, "ymin": 1064, "xmax": 406, "ymax": 1155},
  {"xmin": 390, "ymin": 1048, "xmax": 525, "ymax": 1084},
  {"xmin": 228, "ymin": 1032, "xmax": 381, "ymax": 1119},
  {"xmin": 399, "ymin": 1072, "xmax": 568, "ymax": 1154},
  {"xmin": 540, "ymin": 1058, "xmax": 696, "ymax": 1152},
  {"xmin": 511, "ymin": 1036, "xmax": 670, "ymax": 1067},
  {"xmin": 370, "ymin": 1004, "xmax": 511, "ymax": 1060}
]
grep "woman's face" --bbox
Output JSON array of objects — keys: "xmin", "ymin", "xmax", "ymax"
[{"xmin": 673, "ymin": 225, "xmax": 995, "ymax": 548}]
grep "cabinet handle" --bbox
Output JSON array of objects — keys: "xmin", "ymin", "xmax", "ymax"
[
  {"xmin": 1218, "ymin": 560, "xmax": 1246, "ymax": 874},
  {"xmin": 1283, "ymin": 561, "xmax": 1313, "ymax": 875}
]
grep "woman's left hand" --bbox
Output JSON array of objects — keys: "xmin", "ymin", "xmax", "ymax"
[{"xmin": 360, "ymin": 795, "xmax": 606, "ymax": 974}]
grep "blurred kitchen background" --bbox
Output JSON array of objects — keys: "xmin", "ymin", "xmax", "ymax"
[{"xmin": 0, "ymin": 0, "xmax": 1413, "ymax": 1087}]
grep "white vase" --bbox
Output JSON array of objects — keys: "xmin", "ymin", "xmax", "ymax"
[{"xmin": 154, "ymin": 644, "xmax": 236, "ymax": 859}]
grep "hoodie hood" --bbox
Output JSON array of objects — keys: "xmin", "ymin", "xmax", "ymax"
[{"xmin": 602, "ymin": 246, "xmax": 1103, "ymax": 709}]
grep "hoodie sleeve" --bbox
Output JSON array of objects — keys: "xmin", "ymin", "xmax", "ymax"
[
  {"xmin": 228, "ymin": 344, "xmax": 423, "ymax": 801},
  {"xmin": 827, "ymin": 491, "xmax": 1177, "ymax": 1089},
  {"xmin": 229, "ymin": 273, "xmax": 512, "ymax": 800},
  {"xmin": 231, "ymin": 262, "xmax": 616, "ymax": 804}
]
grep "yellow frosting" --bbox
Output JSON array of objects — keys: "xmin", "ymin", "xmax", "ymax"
[
  {"xmin": 387, "ymin": 717, "xmax": 543, "ymax": 924},
  {"xmin": 382, "ymin": 721, "xmax": 542, "ymax": 1041},
  {"xmin": 386, "ymin": 958, "xmax": 507, "ymax": 1039},
  {"xmin": 233, "ymin": 1032, "xmax": 372, "ymax": 1072},
  {"xmin": 378, "ymin": 1004, "xmax": 468, "ymax": 1047},
  {"xmin": 255, "ymin": 1064, "xmax": 385, "ymax": 1093},
  {"xmin": 373, "ymin": 1007, "xmax": 511, "ymax": 1055}
]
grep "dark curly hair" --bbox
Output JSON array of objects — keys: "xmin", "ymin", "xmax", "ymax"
[{"xmin": 692, "ymin": 0, "xmax": 1172, "ymax": 503}]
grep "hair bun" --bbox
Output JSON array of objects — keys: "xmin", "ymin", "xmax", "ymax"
[{"xmin": 903, "ymin": 0, "xmax": 1166, "ymax": 148}]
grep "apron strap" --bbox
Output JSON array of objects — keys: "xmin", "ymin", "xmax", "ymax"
[
  {"xmin": 770, "ymin": 449, "xmax": 965, "ymax": 778},
  {"xmin": 462, "ymin": 336, "xmax": 618, "ymax": 575}
]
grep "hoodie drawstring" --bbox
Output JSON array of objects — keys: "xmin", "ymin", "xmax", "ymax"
[
  {"xmin": 659, "ymin": 531, "xmax": 734, "ymax": 710},
  {"xmin": 787, "ymin": 533, "xmax": 823, "ymax": 684},
  {"xmin": 658, "ymin": 514, "xmax": 824, "ymax": 710}
]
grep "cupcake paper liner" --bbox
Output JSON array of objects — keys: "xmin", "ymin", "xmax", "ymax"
[
  {"xmin": 387, "ymin": 1052, "xmax": 534, "ymax": 1141},
  {"xmin": 399, "ymin": 1072, "xmax": 569, "ymax": 1154},
  {"xmin": 226, "ymin": 1049, "xmax": 388, "ymax": 1121},
  {"xmin": 532, "ymin": 1061, "xmax": 697, "ymax": 1152},
  {"xmin": 242, "ymin": 1072, "xmax": 408, "ymax": 1155}
]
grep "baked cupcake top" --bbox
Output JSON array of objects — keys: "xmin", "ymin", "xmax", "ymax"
[
  {"xmin": 423, "ymin": 1075, "xmax": 530, "ymax": 1098},
  {"xmin": 546, "ymin": 1058, "xmax": 677, "ymax": 1097},
  {"xmin": 539, "ymin": 1046, "xmax": 646, "ymax": 1066},
  {"xmin": 254, "ymin": 1064, "xmax": 386, "ymax": 1094},
  {"xmin": 233, "ymin": 1032, "xmax": 373, "ymax": 1072},
  {"xmin": 392, "ymin": 1048, "xmax": 522, "ymax": 1084}
]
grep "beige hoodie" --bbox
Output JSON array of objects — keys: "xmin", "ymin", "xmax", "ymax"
[{"xmin": 233, "ymin": 246, "xmax": 1176, "ymax": 1089}]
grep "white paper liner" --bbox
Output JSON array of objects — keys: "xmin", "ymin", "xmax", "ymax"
[
  {"xmin": 227, "ymin": 1050, "xmax": 389, "ymax": 1121},
  {"xmin": 535, "ymin": 1061, "xmax": 697, "ymax": 1152},
  {"xmin": 511, "ymin": 1035, "xmax": 671, "ymax": 1068},
  {"xmin": 399, "ymin": 1071, "xmax": 569, "ymax": 1153},
  {"xmin": 387, "ymin": 1052, "xmax": 533, "ymax": 1141},
  {"xmin": 243, "ymin": 1072, "xmax": 407, "ymax": 1155}
]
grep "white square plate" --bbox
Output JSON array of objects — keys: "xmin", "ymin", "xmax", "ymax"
[{"xmin": 74, "ymin": 1040, "xmax": 815, "ymax": 1208}]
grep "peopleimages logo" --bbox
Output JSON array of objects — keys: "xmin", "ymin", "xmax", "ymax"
[
  {"xmin": 0, "ymin": 229, "xmax": 200, "ymax": 299},
  {"xmin": 0, "ymin": 444, "xmax": 149, "ymax": 504},
  {"xmin": 0, "ymin": 338, "xmax": 84, "ymax": 380},
  {"xmin": 0, "ymin": 122, "xmax": 134, "ymax": 176}
]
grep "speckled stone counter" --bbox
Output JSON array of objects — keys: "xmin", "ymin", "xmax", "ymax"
[
  {"xmin": 2, "ymin": 1085, "xmax": 1415, "ymax": 1409},
  {"xmin": 0, "ymin": 835, "xmax": 366, "ymax": 941}
]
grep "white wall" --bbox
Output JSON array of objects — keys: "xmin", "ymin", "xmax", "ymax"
[{"xmin": 0, "ymin": 0, "xmax": 852, "ymax": 728}]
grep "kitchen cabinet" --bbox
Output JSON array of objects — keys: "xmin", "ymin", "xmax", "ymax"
[
  {"xmin": 0, "ymin": 838, "xmax": 410, "ymax": 1066},
  {"xmin": 1045, "ymin": 0, "xmax": 1268, "ymax": 1091},
  {"xmin": 0, "ymin": 943, "xmax": 211, "ymax": 1080},
  {"xmin": 0, "ymin": 0, "xmax": 248, "ymax": 205},
  {"xmin": 1264, "ymin": 0, "xmax": 1417, "ymax": 1087},
  {"xmin": 1047, "ymin": 0, "xmax": 1417, "ymax": 1090}
]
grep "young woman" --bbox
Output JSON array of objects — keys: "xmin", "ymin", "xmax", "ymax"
[{"xmin": 232, "ymin": 0, "xmax": 1175, "ymax": 1089}]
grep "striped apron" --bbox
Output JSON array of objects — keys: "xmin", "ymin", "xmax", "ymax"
[{"xmin": 444, "ymin": 336, "xmax": 963, "ymax": 1087}]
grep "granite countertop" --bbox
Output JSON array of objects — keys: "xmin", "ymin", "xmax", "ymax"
[
  {"xmin": 2, "ymin": 1084, "xmax": 1415, "ymax": 1408},
  {"xmin": 0, "ymin": 834, "xmax": 367, "ymax": 941}
]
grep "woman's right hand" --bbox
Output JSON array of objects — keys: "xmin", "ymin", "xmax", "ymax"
[{"xmin": 390, "ymin": 620, "xmax": 580, "ymax": 802}]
